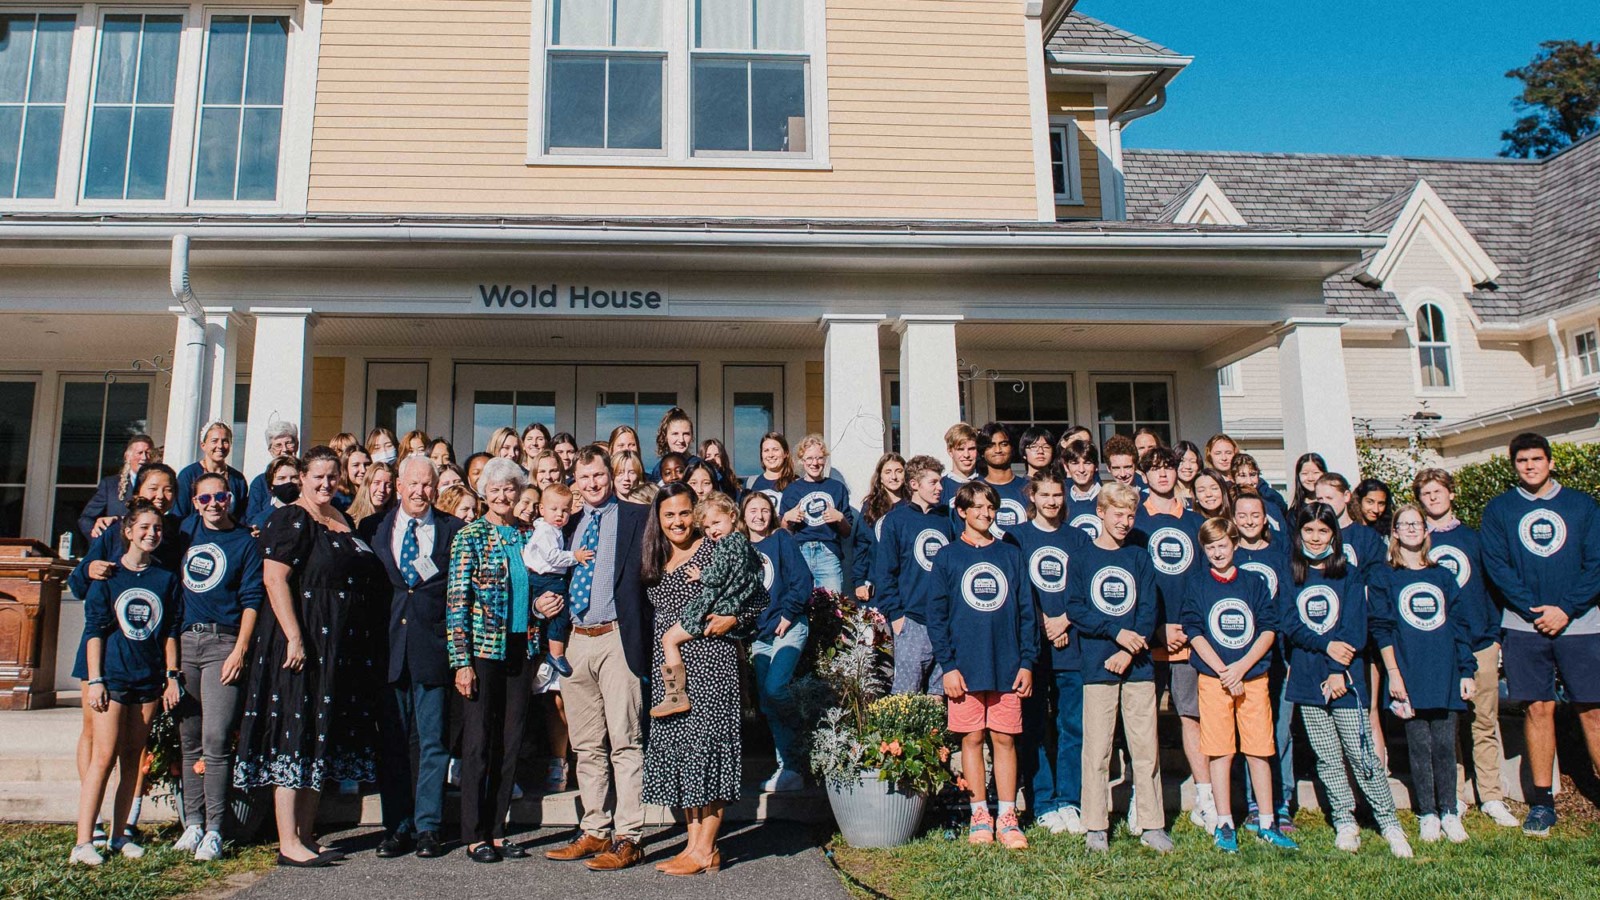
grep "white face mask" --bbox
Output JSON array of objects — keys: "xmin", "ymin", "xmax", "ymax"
[{"xmin": 372, "ymin": 448, "xmax": 398, "ymax": 465}]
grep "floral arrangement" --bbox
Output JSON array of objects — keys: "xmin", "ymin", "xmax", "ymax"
[{"xmin": 858, "ymin": 694, "xmax": 951, "ymax": 795}]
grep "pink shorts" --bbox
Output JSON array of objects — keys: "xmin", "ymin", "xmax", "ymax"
[{"xmin": 946, "ymin": 690, "xmax": 1023, "ymax": 735}]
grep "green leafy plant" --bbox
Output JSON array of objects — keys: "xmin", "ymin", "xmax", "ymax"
[
  {"xmin": 858, "ymin": 694, "xmax": 952, "ymax": 795},
  {"xmin": 1452, "ymin": 441, "xmax": 1600, "ymax": 527},
  {"xmin": 1355, "ymin": 415, "xmax": 1443, "ymax": 502}
]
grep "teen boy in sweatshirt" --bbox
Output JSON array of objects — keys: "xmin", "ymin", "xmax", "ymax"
[{"xmin": 873, "ymin": 455, "xmax": 955, "ymax": 694}]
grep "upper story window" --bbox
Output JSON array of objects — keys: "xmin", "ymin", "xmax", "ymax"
[
  {"xmin": 1574, "ymin": 328, "xmax": 1599, "ymax": 379},
  {"xmin": 1415, "ymin": 302, "xmax": 1454, "ymax": 389},
  {"xmin": 1049, "ymin": 123, "xmax": 1081, "ymax": 205},
  {"xmin": 531, "ymin": 0, "xmax": 827, "ymax": 167},
  {"xmin": 193, "ymin": 15, "xmax": 290, "ymax": 200},
  {"xmin": 0, "ymin": 13, "xmax": 75, "ymax": 199},
  {"xmin": 83, "ymin": 13, "xmax": 183, "ymax": 200}
]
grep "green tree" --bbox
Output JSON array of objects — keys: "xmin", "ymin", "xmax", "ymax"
[{"xmin": 1500, "ymin": 40, "xmax": 1600, "ymax": 159}]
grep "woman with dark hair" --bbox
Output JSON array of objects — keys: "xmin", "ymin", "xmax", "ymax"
[
  {"xmin": 743, "ymin": 491, "xmax": 813, "ymax": 792},
  {"xmin": 1018, "ymin": 426, "xmax": 1055, "ymax": 477},
  {"xmin": 683, "ymin": 461, "xmax": 719, "ymax": 501},
  {"xmin": 700, "ymin": 438, "xmax": 738, "ymax": 497},
  {"xmin": 651, "ymin": 407, "xmax": 700, "ymax": 481},
  {"xmin": 366, "ymin": 427, "xmax": 401, "ymax": 467},
  {"xmin": 745, "ymin": 432, "xmax": 795, "ymax": 509},
  {"xmin": 337, "ymin": 446, "xmax": 371, "ymax": 513},
  {"xmin": 1352, "ymin": 478, "xmax": 1393, "ymax": 539},
  {"xmin": 1289, "ymin": 453, "xmax": 1328, "ymax": 515},
  {"xmin": 852, "ymin": 453, "xmax": 907, "ymax": 602},
  {"xmin": 641, "ymin": 483, "xmax": 760, "ymax": 876},
  {"xmin": 1173, "ymin": 441, "xmax": 1203, "ymax": 507},
  {"xmin": 551, "ymin": 432, "xmax": 580, "ymax": 477},
  {"xmin": 234, "ymin": 447, "xmax": 384, "ymax": 867},
  {"xmin": 1191, "ymin": 468, "xmax": 1234, "ymax": 521},
  {"xmin": 428, "ymin": 438, "xmax": 457, "ymax": 469},
  {"xmin": 521, "ymin": 423, "xmax": 553, "ymax": 462},
  {"xmin": 1284, "ymin": 502, "xmax": 1409, "ymax": 858}
]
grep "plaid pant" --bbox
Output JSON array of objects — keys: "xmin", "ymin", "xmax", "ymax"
[{"xmin": 1299, "ymin": 704, "xmax": 1400, "ymax": 831}]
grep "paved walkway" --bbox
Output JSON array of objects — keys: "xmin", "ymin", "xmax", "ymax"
[{"xmin": 229, "ymin": 822, "xmax": 849, "ymax": 900}]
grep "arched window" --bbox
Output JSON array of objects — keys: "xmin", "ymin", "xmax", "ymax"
[{"xmin": 1415, "ymin": 303, "xmax": 1453, "ymax": 389}]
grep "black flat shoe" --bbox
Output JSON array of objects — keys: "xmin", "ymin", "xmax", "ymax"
[
  {"xmin": 376, "ymin": 833, "xmax": 415, "ymax": 858},
  {"xmin": 307, "ymin": 844, "xmax": 346, "ymax": 861},
  {"xmin": 277, "ymin": 852, "xmax": 333, "ymax": 868},
  {"xmin": 469, "ymin": 843, "xmax": 502, "ymax": 864},
  {"xmin": 415, "ymin": 831, "xmax": 445, "ymax": 858},
  {"xmin": 497, "ymin": 842, "xmax": 530, "ymax": 859}
]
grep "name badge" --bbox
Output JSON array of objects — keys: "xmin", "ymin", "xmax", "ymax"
[{"xmin": 412, "ymin": 555, "xmax": 439, "ymax": 581}]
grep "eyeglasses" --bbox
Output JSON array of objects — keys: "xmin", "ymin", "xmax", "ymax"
[
  {"xmin": 1393, "ymin": 520, "xmax": 1426, "ymax": 531},
  {"xmin": 196, "ymin": 492, "xmax": 232, "ymax": 506}
]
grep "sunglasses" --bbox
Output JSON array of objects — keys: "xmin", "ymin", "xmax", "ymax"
[{"xmin": 196, "ymin": 491, "xmax": 233, "ymax": 506}]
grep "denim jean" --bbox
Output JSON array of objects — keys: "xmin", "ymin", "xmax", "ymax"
[
  {"xmin": 1022, "ymin": 663, "xmax": 1084, "ymax": 816},
  {"xmin": 751, "ymin": 619, "xmax": 811, "ymax": 772},
  {"xmin": 799, "ymin": 541, "xmax": 843, "ymax": 594}
]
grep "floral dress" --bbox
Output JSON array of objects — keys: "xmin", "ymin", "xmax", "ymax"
[{"xmin": 233, "ymin": 504, "xmax": 385, "ymax": 790}]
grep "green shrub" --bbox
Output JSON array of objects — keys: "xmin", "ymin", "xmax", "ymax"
[{"xmin": 1450, "ymin": 442, "xmax": 1600, "ymax": 527}]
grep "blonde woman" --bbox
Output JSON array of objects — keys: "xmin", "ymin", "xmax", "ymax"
[
  {"xmin": 778, "ymin": 434, "xmax": 850, "ymax": 592},
  {"xmin": 612, "ymin": 450, "xmax": 651, "ymax": 504},
  {"xmin": 486, "ymin": 426, "xmax": 523, "ymax": 465},
  {"xmin": 438, "ymin": 484, "xmax": 483, "ymax": 524}
]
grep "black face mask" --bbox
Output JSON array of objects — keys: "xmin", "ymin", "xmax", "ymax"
[{"xmin": 270, "ymin": 482, "xmax": 300, "ymax": 504}]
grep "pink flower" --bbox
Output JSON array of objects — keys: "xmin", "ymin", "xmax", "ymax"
[
  {"xmin": 887, "ymin": 741, "xmax": 903, "ymax": 757},
  {"xmin": 938, "ymin": 746, "xmax": 950, "ymax": 763},
  {"xmin": 879, "ymin": 741, "xmax": 891, "ymax": 754}
]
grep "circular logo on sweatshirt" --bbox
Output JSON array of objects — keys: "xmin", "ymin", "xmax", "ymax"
[
  {"xmin": 1518, "ymin": 509, "xmax": 1567, "ymax": 558},
  {"xmin": 756, "ymin": 550, "xmax": 775, "ymax": 592},
  {"xmin": 1028, "ymin": 545, "xmax": 1070, "ymax": 593},
  {"xmin": 1342, "ymin": 544, "xmax": 1359, "ymax": 568},
  {"xmin": 115, "ymin": 587, "xmax": 164, "ymax": 642},
  {"xmin": 759, "ymin": 488, "xmax": 783, "ymax": 510},
  {"xmin": 1148, "ymin": 527, "xmax": 1194, "ymax": 575},
  {"xmin": 182, "ymin": 543, "xmax": 228, "ymax": 594},
  {"xmin": 1398, "ymin": 582, "xmax": 1448, "ymax": 632},
  {"xmin": 996, "ymin": 499, "xmax": 1027, "ymax": 529},
  {"xmin": 1208, "ymin": 598, "xmax": 1256, "ymax": 650},
  {"xmin": 1240, "ymin": 561, "xmax": 1280, "ymax": 599},
  {"xmin": 961, "ymin": 562, "xmax": 1008, "ymax": 612},
  {"xmin": 1090, "ymin": 566, "xmax": 1137, "ymax": 617},
  {"xmin": 1296, "ymin": 584, "xmax": 1340, "ymax": 635},
  {"xmin": 798, "ymin": 491, "xmax": 833, "ymax": 527},
  {"xmin": 874, "ymin": 518, "xmax": 886, "ymax": 542},
  {"xmin": 1070, "ymin": 513, "xmax": 1103, "ymax": 539},
  {"xmin": 913, "ymin": 528, "xmax": 948, "ymax": 572},
  {"xmin": 1428, "ymin": 544, "xmax": 1472, "ymax": 589}
]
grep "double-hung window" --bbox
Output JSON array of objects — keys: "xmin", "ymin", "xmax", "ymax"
[
  {"xmin": 193, "ymin": 14, "xmax": 289, "ymax": 201},
  {"xmin": 1575, "ymin": 328, "xmax": 1599, "ymax": 380},
  {"xmin": 691, "ymin": 0, "xmax": 806, "ymax": 155},
  {"xmin": 0, "ymin": 13, "xmax": 75, "ymax": 199},
  {"xmin": 545, "ymin": 0, "xmax": 665, "ymax": 153},
  {"xmin": 83, "ymin": 13, "xmax": 182, "ymax": 200}
]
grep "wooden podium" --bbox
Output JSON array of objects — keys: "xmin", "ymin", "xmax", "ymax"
[{"xmin": 0, "ymin": 539, "xmax": 73, "ymax": 710}]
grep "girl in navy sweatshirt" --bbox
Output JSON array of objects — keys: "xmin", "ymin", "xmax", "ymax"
[
  {"xmin": 851, "ymin": 453, "xmax": 907, "ymax": 603},
  {"xmin": 73, "ymin": 502, "xmax": 182, "ymax": 866},
  {"xmin": 873, "ymin": 456, "xmax": 954, "ymax": 694},
  {"xmin": 779, "ymin": 434, "xmax": 852, "ymax": 593},
  {"xmin": 1375, "ymin": 504, "xmax": 1476, "ymax": 845},
  {"xmin": 744, "ymin": 492, "xmax": 815, "ymax": 792},
  {"xmin": 1231, "ymin": 490, "xmax": 1298, "ymax": 830},
  {"xmin": 1285, "ymin": 503, "xmax": 1410, "ymax": 858}
]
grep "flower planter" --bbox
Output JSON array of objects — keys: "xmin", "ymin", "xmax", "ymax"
[{"xmin": 825, "ymin": 769, "xmax": 927, "ymax": 848}]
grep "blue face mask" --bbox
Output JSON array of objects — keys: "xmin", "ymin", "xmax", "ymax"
[{"xmin": 1304, "ymin": 544, "xmax": 1335, "ymax": 561}]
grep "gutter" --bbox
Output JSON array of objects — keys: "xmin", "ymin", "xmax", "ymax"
[
  {"xmin": 1047, "ymin": 51, "xmax": 1194, "ymax": 69},
  {"xmin": 1549, "ymin": 317, "xmax": 1571, "ymax": 394},
  {"xmin": 165, "ymin": 234, "xmax": 206, "ymax": 471},
  {"xmin": 1433, "ymin": 387, "xmax": 1600, "ymax": 438}
]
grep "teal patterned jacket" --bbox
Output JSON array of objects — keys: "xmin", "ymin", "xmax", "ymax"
[{"xmin": 446, "ymin": 518, "xmax": 542, "ymax": 669}]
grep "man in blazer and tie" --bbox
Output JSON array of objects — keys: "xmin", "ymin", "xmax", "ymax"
[
  {"xmin": 373, "ymin": 455, "xmax": 465, "ymax": 859},
  {"xmin": 545, "ymin": 445, "xmax": 653, "ymax": 871}
]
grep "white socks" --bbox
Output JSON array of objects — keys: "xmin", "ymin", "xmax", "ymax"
[
  {"xmin": 1259, "ymin": 811, "xmax": 1275, "ymax": 832},
  {"xmin": 998, "ymin": 801, "xmax": 1016, "ymax": 816},
  {"xmin": 1196, "ymin": 783, "xmax": 1215, "ymax": 807}
]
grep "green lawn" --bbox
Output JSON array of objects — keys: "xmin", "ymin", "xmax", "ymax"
[
  {"xmin": 829, "ymin": 809, "xmax": 1600, "ymax": 900},
  {"xmin": 0, "ymin": 824, "xmax": 276, "ymax": 900}
]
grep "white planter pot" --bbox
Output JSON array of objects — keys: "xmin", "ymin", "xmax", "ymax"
[{"xmin": 824, "ymin": 769, "xmax": 927, "ymax": 848}]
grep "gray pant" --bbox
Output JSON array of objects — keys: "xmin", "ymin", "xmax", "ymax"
[
  {"xmin": 178, "ymin": 630, "xmax": 244, "ymax": 833},
  {"xmin": 891, "ymin": 618, "xmax": 943, "ymax": 695}
]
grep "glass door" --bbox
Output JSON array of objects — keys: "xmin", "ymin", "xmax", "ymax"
[
  {"xmin": 723, "ymin": 365, "xmax": 783, "ymax": 477},
  {"xmin": 453, "ymin": 364, "xmax": 576, "ymax": 458},
  {"xmin": 576, "ymin": 366, "xmax": 696, "ymax": 470},
  {"xmin": 53, "ymin": 377, "xmax": 152, "ymax": 551}
]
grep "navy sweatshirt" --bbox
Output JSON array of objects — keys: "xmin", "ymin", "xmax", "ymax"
[
  {"xmin": 871, "ymin": 502, "xmax": 954, "ymax": 624},
  {"xmin": 1011, "ymin": 519, "xmax": 1090, "ymax": 670},
  {"xmin": 1340, "ymin": 521, "xmax": 1387, "ymax": 588},
  {"xmin": 982, "ymin": 474, "xmax": 1030, "ymax": 534},
  {"xmin": 174, "ymin": 462, "xmax": 250, "ymax": 521},
  {"xmin": 1426, "ymin": 521, "xmax": 1498, "ymax": 651},
  {"xmin": 1370, "ymin": 565, "xmax": 1475, "ymax": 712},
  {"xmin": 1283, "ymin": 566, "xmax": 1376, "ymax": 709},
  {"xmin": 851, "ymin": 500, "xmax": 901, "ymax": 590},
  {"xmin": 1480, "ymin": 482, "xmax": 1600, "ymax": 635},
  {"xmin": 1065, "ymin": 484, "xmax": 1104, "ymax": 539},
  {"xmin": 243, "ymin": 471, "xmax": 272, "ymax": 532},
  {"xmin": 746, "ymin": 474, "xmax": 788, "ymax": 513},
  {"xmin": 1131, "ymin": 504, "xmax": 1205, "ymax": 653},
  {"xmin": 178, "ymin": 517, "xmax": 265, "ymax": 629},
  {"xmin": 82, "ymin": 563, "xmax": 181, "ymax": 694},
  {"xmin": 752, "ymin": 529, "xmax": 815, "ymax": 641},
  {"xmin": 1257, "ymin": 482, "xmax": 1291, "ymax": 533},
  {"xmin": 927, "ymin": 537, "xmax": 1038, "ymax": 694},
  {"xmin": 1066, "ymin": 542, "xmax": 1160, "ymax": 684},
  {"xmin": 781, "ymin": 475, "xmax": 851, "ymax": 557},
  {"xmin": 1182, "ymin": 567, "xmax": 1278, "ymax": 679}
]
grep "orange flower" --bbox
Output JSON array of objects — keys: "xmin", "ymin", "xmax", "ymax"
[
  {"xmin": 938, "ymin": 746, "xmax": 951, "ymax": 763},
  {"xmin": 879, "ymin": 741, "xmax": 891, "ymax": 754},
  {"xmin": 887, "ymin": 740, "xmax": 903, "ymax": 757},
  {"xmin": 956, "ymin": 777, "xmax": 969, "ymax": 791},
  {"xmin": 193, "ymin": 759, "xmax": 206, "ymax": 775}
]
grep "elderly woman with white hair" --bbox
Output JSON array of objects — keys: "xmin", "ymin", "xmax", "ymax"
[
  {"xmin": 245, "ymin": 421, "xmax": 300, "ymax": 527},
  {"xmin": 446, "ymin": 457, "xmax": 564, "ymax": 863}
]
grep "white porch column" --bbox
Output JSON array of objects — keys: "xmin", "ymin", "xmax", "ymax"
[
  {"xmin": 243, "ymin": 308, "xmax": 316, "ymax": 478},
  {"xmin": 820, "ymin": 315, "xmax": 886, "ymax": 500},
  {"xmin": 894, "ymin": 315, "xmax": 963, "ymax": 460},
  {"xmin": 162, "ymin": 313, "xmax": 207, "ymax": 471},
  {"xmin": 200, "ymin": 308, "xmax": 239, "ymax": 437},
  {"xmin": 1276, "ymin": 317, "xmax": 1359, "ymax": 480}
]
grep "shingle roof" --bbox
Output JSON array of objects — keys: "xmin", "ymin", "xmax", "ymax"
[
  {"xmin": 1047, "ymin": 12, "xmax": 1183, "ymax": 58},
  {"xmin": 1122, "ymin": 148, "xmax": 1564, "ymax": 321}
]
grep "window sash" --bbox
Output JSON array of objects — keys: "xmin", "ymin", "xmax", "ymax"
[
  {"xmin": 192, "ymin": 14, "xmax": 289, "ymax": 202},
  {"xmin": 0, "ymin": 13, "xmax": 76, "ymax": 199},
  {"xmin": 82, "ymin": 12, "xmax": 184, "ymax": 201},
  {"xmin": 1575, "ymin": 331, "xmax": 1599, "ymax": 378},
  {"xmin": 690, "ymin": 54, "xmax": 807, "ymax": 155},
  {"xmin": 545, "ymin": 50, "xmax": 666, "ymax": 153},
  {"xmin": 1048, "ymin": 124, "xmax": 1081, "ymax": 203},
  {"xmin": 1092, "ymin": 377, "xmax": 1174, "ymax": 447}
]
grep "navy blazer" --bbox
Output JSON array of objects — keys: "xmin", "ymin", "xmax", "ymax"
[
  {"xmin": 78, "ymin": 474, "xmax": 134, "ymax": 542},
  {"xmin": 374, "ymin": 507, "xmax": 467, "ymax": 687},
  {"xmin": 567, "ymin": 498, "xmax": 653, "ymax": 678}
]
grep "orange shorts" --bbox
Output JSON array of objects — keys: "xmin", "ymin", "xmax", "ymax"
[
  {"xmin": 1197, "ymin": 674, "xmax": 1274, "ymax": 758},
  {"xmin": 946, "ymin": 690, "xmax": 1023, "ymax": 735}
]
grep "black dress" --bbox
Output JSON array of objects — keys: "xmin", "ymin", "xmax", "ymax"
[
  {"xmin": 234, "ymin": 504, "xmax": 384, "ymax": 790},
  {"xmin": 643, "ymin": 541, "xmax": 757, "ymax": 808}
]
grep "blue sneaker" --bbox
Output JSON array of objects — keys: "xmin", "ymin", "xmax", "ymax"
[
  {"xmin": 1523, "ymin": 804, "xmax": 1557, "ymax": 837},
  {"xmin": 549, "ymin": 654, "xmax": 573, "ymax": 677},
  {"xmin": 1214, "ymin": 824, "xmax": 1238, "ymax": 853},
  {"xmin": 1257, "ymin": 826, "xmax": 1299, "ymax": 850},
  {"xmin": 1276, "ymin": 808, "xmax": 1297, "ymax": 834}
]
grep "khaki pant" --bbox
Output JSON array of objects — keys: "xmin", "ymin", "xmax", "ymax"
[
  {"xmin": 564, "ymin": 628, "xmax": 645, "ymax": 841},
  {"xmin": 1081, "ymin": 681, "xmax": 1163, "ymax": 833},
  {"xmin": 1466, "ymin": 643, "xmax": 1506, "ymax": 804}
]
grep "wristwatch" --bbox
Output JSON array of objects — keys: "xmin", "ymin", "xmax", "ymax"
[{"xmin": 166, "ymin": 669, "xmax": 182, "ymax": 680}]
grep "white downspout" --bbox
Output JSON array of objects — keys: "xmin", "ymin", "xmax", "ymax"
[
  {"xmin": 164, "ymin": 235, "xmax": 207, "ymax": 469},
  {"xmin": 1548, "ymin": 317, "xmax": 1570, "ymax": 395},
  {"xmin": 1107, "ymin": 87, "xmax": 1167, "ymax": 221}
]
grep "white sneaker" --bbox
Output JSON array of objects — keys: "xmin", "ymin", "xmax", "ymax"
[
  {"xmin": 446, "ymin": 757, "xmax": 461, "ymax": 786},
  {"xmin": 111, "ymin": 838, "xmax": 145, "ymax": 859},
  {"xmin": 1060, "ymin": 806, "xmax": 1086, "ymax": 835},
  {"xmin": 195, "ymin": 831, "xmax": 224, "ymax": 861},
  {"xmin": 70, "ymin": 843, "xmax": 104, "ymax": 866},
  {"xmin": 1335, "ymin": 823, "xmax": 1361, "ymax": 853},
  {"xmin": 1190, "ymin": 804, "xmax": 1215, "ymax": 832},
  {"xmin": 1482, "ymin": 800, "xmax": 1520, "ymax": 827},
  {"xmin": 1441, "ymin": 813, "xmax": 1469, "ymax": 843},
  {"xmin": 172, "ymin": 824, "xmax": 203, "ymax": 853},
  {"xmin": 1382, "ymin": 825, "xmax": 1413, "ymax": 859},
  {"xmin": 1035, "ymin": 810, "xmax": 1061, "ymax": 832},
  {"xmin": 91, "ymin": 823, "xmax": 108, "ymax": 849},
  {"xmin": 761, "ymin": 768, "xmax": 805, "ymax": 792},
  {"xmin": 1418, "ymin": 814, "xmax": 1442, "ymax": 842}
]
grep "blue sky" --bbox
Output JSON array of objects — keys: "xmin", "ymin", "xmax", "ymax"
[{"xmin": 1073, "ymin": 1, "xmax": 1598, "ymax": 158}]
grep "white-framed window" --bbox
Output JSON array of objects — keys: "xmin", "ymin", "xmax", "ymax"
[
  {"xmin": 1091, "ymin": 375, "xmax": 1174, "ymax": 448},
  {"xmin": 366, "ymin": 361, "xmax": 430, "ymax": 437},
  {"xmin": 1217, "ymin": 362, "xmax": 1242, "ymax": 396},
  {"xmin": 993, "ymin": 378, "xmax": 1072, "ymax": 440},
  {"xmin": 81, "ymin": 11, "xmax": 183, "ymax": 200},
  {"xmin": 1048, "ymin": 121, "xmax": 1081, "ymax": 205},
  {"xmin": 0, "ymin": 12, "xmax": 76, "ymax": 199},
  {"xmin": 1414, "ymin": 302, "xmax": 1454, "ymax": 390},
  {"xmin": 528, "ymin": 0, "xmax": 828, "ymax": 168},
  {"xmin": 1575, "ymin": 328, "xmax": 1599, "ymax": 379},
  {"xmin": 192, "ymin": 12, "xmax": 290, "ymax": 201}
]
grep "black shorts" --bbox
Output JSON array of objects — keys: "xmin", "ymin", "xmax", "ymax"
[
  {"xmin": 1503, "ymin": 629, "xmax": 1600, "ymax": 704},
  {"xmin": 107, "ymin": 686, "xmax": 162, "ymax": 706}
]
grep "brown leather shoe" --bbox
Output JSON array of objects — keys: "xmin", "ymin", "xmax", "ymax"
[
  {"xmin": 661, "ymin": 849, "xmax": 721, "ymax": 876},
  {"xmin": 584, "ymin": 838, "xmax": 644, "ymax": 870},
  {"xmin": 545, "ymin": 833, "xmax": 610, "ymax": 861}
]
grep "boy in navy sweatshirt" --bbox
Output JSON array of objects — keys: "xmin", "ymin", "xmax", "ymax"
[
  {"xmin": 928, "ymin": 482, "xmax": 1037, "ymax": 850},
  {"xmin": 873, "ymin": 455, "xmax": 955, "ymax": 694},
  {"xmin": 1061, "ymin": 440, "xmax": 1105, "ymax": 539},
  {"xmin": 1479, "ymin": 432, "xmax": 1600, "ymax": 837},
  {"xmin": 1066, "ymin": 482, "xmax": 1169, "ymax": 854},
  {"xmin": 1182, "ymin": 517, "xmax": 1295, "ymax": 853},
  {"xmin": 977, "ymin": 422, "xmax": 1028, "ymax": 533}
]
